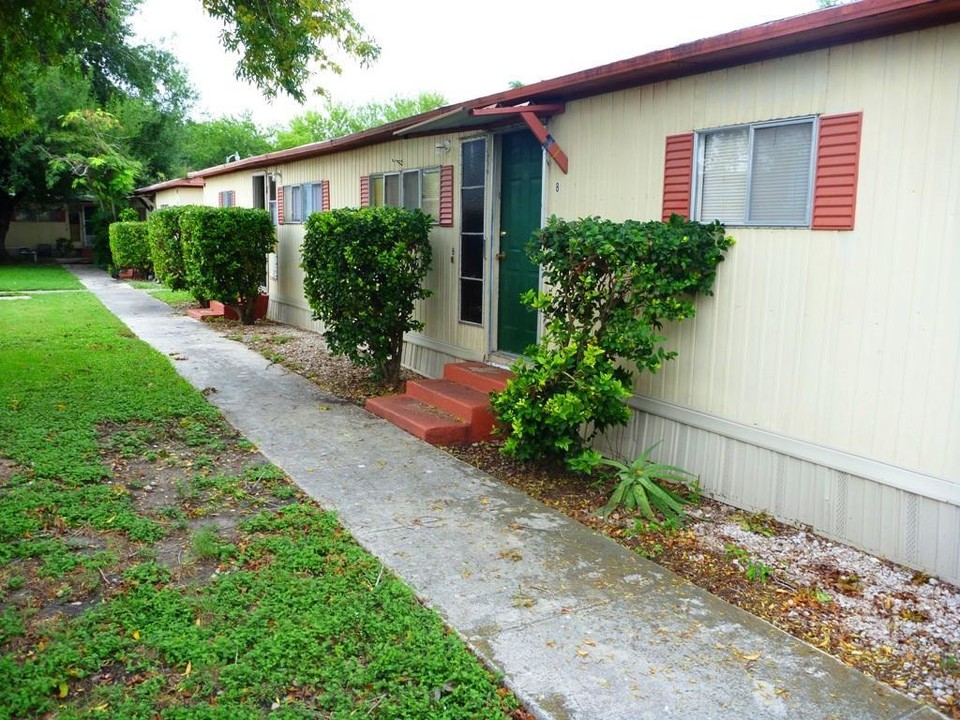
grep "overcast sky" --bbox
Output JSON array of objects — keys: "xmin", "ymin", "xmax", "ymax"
[{"xmin": 133, "ymin": 0, "xmax": 820, "ymax": 128}]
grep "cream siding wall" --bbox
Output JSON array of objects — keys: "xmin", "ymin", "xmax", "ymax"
[
  {"xmin": 201, "ymin": 172, "xmax": 260, "ymax": 209},
  {"xmin": 266, "ymin": 133, "xmax": 488, "ymax": 366},
  {"xmin": 6, "ymin": 220, "xmax": 69, "ymax": 249},
  {"xmin": 546, "ymin": 24, "xmax": 960, "ymax": 483},
  {"xmin": 154, "ymin": 186, "xmax": 204, "ymax": 207}
]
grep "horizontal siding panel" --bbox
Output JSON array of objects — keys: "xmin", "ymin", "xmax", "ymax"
[{"xmin": 549, "ymin": 25, "xmax": 959, "ymax": 481}]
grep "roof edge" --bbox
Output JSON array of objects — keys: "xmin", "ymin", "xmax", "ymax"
[
  {"xmin": 192, "ymin": 0, "xmax": 957, "ymax": 179},
  {"xmin": 134, "ymin": 177, "xmax": 206, "ymax": 195}
]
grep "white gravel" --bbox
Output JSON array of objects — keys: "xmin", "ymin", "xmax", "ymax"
[{"xmin": 692, "ymin": 502, "xmax": 959, "ymax": 708}]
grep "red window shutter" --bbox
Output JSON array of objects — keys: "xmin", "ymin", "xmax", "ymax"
[
  {"xmin": 661, "ymin": 133, "xmax": 694, "ymax": 221},
  {"xmin": 321, "ymin": 180, "xmax": 330, "ymax": 212},
  {"xmin": 277, "ymin": 186, "xmax": 284, "ymax": 225},
  {"xmin": 812, "ymin": 112, "xmax": 863, "ymax": 231},
  {"xmin": 217, "ymin": 191, "xmax": 224, "ymax": 208},
  {"xmin": 439, "ymin": 165, "xmax": 454, "ymax": 227},
  {"xmin": 360, "ymin": 175, "xmax": 370, "ymax": 207}
]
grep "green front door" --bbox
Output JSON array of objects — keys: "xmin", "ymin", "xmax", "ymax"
[{"xmin": 497, "ymin": 131, "xmax": 543, "ymax": 354}]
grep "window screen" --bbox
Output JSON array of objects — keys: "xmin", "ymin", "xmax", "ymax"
[
  {"xmin": 748, "ymin": 122, "xmax": 813, "ymax": 225},
  {"xmin": 696, "ymin": 117, "xmax": 815, "ymax": 226}
]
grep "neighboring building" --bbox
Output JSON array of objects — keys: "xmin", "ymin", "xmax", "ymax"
[
  {"xmin": 132, "ymin": 177, "xmax": 205, "ymax": 213},
  {"xmin": 137, "ymin": 0, "xmax": 960, "ymax": 584},
  {"xmin": 6, "ymin": 201, "xmax": 96, "ymax": 256}
]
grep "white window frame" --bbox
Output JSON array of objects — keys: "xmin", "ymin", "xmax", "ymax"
[
  {"xmin": 283, "ymin": 181, "xmax": 325, "ymax": 224},
  {"xmin": 370, "ymin": 167, "xmax": 441, "ymax": 218},
  {"xmin": 692, "ymin": 115, "xmax": 818, "ymax": 228}
]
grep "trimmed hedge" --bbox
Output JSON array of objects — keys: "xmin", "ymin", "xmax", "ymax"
[
  {"xmin": 147, "ymin": 206, "xmax": 193, "ymax": 291},
  {"xmin": 301, "ymin": 207, "xmax": 433, "ymax": 387},
  {"xmin": 180, "ymin": 207, "xmax": 275, "ymax": 324},
  {"xmin": 108, "ymin": 221, "xmax": 151, "ymax": 275}
]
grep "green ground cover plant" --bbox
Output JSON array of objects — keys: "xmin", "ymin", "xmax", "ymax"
[
  {"xmin": 0, "ymin": 265, "xmax": 83, "ymax": 292},
  {"xmin": 0, "ymin": 275, "xmax": 519, "ymax": 720}
]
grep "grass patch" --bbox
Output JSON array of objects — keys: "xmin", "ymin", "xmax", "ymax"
[
  {"xmin": 0, "ymin": 292, "xmax": 519, "ymax": 719},
  {"xmin": 0, "ymin": 265, "xmax": 83, "ymax": 292},
  {"xmin": 150, "ymin": 288, "xmax": 194, "ymax": 305},
  {"xmin": 124, "ymin": 279, "xmax": 195, "ymax": 306}
]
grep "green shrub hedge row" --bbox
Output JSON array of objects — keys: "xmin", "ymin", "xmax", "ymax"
[{"xmin": 110, "ymin": 206, "xmax": 274, "ymax": 324}]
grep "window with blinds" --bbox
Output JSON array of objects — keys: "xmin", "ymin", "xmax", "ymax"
[
  {"xmin": 695, "ymin": 117, "xmax": 815, "ymax": 226},
  {"xmin": 369, "ymin": 167, "xmax": 441, "ymax": 220},
  {"xmin": 282, "ymin": 181, "xmax": 326, "ymax": 223}
]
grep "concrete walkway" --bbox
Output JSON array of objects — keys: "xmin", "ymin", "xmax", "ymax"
[{"xmin": 71, "ymin": 266, "xmax": 942, "ymax": 720}]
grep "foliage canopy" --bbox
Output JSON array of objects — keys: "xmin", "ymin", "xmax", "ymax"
[
  {"xmin": 274, "ymin": 93, "xmax": 447, "ymax": 148},
  {"xmin": 491, "ymin": 214, "xmax": 734, "ymax": 469}
]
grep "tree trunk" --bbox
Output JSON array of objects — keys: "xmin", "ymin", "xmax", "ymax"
[
  {"xmin": 0, "ymin": 194, "xmax": 17, "ymax": 263},
  {"xmin": 383, "ymin": 338, "xmax": 403, "ymax": 389},
  {"xmin": 238, "ymin": 297, "xmax": 255, "ymax": 325}
]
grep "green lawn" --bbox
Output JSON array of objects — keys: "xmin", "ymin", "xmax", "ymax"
[
  {"xmin": 0, "ymin": 264, "xmax": 83, "ymax": 292},
  {"xmin": 0, "ymin": 292, "xmax": 516, "ymax": 719},
  {"xmin": 127, "ymin": 279, "xmax": 195, "ymax": 306}
]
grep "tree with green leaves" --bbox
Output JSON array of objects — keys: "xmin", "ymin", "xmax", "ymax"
[
  {"xmin": 0, "ymin": 0, "xmax": 379, "ymax": 140},
  {"xmin": 275, "ymin": 93, "xmax": 447, "ymax": 148},
  {"xmin": 46, "ymin": 110, "xmax": 144, "ymax": 220},
  {"xmin": 0, "ymin": 1, "xmax": 192, "ymax": 259},
  {"xmin": 201, "ymin": 0, "xmax": 379, "ymax": 102},
  {"xmin": 180, "ymin": 114, "xmax": 275, "ymax": 173},
  {"xmin": 0, "ymin": 0, "xmax": 379, "ymax": 260}
]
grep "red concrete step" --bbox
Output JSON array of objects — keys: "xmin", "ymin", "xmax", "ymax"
[
  {"xmin": 186, "ymin": 307, "xmax": 224, "ymax": 321},
  {"xmin": 365, "ymin": 394, "xmax": 469, "ymax": 445},
  {"xmin": 405, "ymin": 379, "xmax": 496, "ymax": 442},
  {"xmin": 443, "ymin": 361, "xmax": 514, "ymax": 395},
  {"xmin": 187, "ymin": 297, "xmax": 269, "ymax": 322}
]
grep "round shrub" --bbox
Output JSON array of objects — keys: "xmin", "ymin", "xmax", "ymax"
[
  {"xmin": 301, "ymin": 206, "xmax": 433, "ymax": 387},
  {"xmin": 108, "ymin": 221, "xmax": 152, "ymax": 275}
]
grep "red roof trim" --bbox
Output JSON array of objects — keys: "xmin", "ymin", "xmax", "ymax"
[
  {"xmin": 134, "ymin": 177, "xmax": 205, "ymax": 195},
  {"xmin": 470, "ymin": 104, "xmax": 566, "ymax": 117},
  {"xmin": 188, "ymin": 0, "xmax": 956, "ymax": 180}
]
